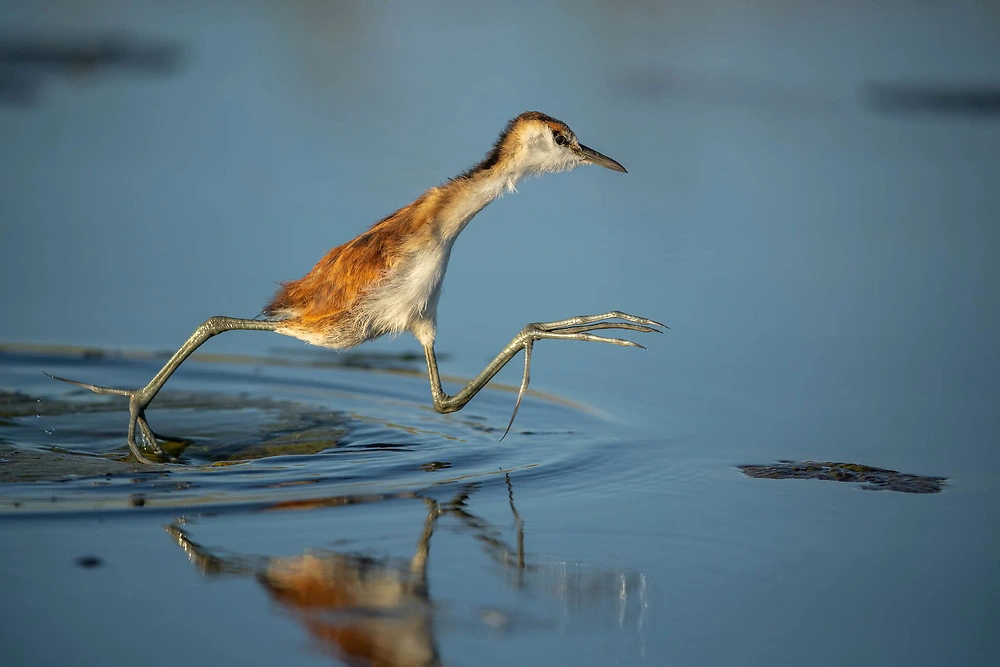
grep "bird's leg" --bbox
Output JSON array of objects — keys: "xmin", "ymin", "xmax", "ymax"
[
  {"xmin": 48, "ymin": 316, "xmax": 279, "ymax": 463},
  {"xmin": 422, "ymin": 311, "xmax": 664, "ymax": 437}
]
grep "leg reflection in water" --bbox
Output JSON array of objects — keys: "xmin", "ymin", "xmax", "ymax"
[
  {"xmin": 168, "ymin": 490, "xmax": 454, "ymax": 667},
  {"xmin": 166, "ymin": 475, "xmax": 648, "ymax": 666}
]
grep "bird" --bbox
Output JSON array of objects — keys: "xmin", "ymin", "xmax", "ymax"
[{"xmin": 50, "ymin": 111, "xmax": 664, "ymax": 463}]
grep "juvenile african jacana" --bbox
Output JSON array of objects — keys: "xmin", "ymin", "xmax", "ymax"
[{"xmin": 51, "ymin": 111, "xmax": 663, "ymax": 462}]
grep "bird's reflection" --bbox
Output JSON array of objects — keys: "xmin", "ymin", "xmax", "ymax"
[
  {"xmin": 167, "ymin": 474, "xmax": 648, "ymax": 666},
  {"xmin": 169, "ymin": 490, "xmax": 443, "ymax": 666}
]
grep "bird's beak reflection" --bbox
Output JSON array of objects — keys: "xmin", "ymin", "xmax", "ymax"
[{"xmin": 579, "ymin": 144, "xmax": 627, "ymax": 173}]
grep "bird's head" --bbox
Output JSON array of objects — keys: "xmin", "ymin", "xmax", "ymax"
[{"xmin": 475, "ymin": 111, "xmax": 626, "ymax": 178}]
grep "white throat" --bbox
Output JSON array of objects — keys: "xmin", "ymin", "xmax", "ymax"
[{"xmin": 436, "ymin": 165, "xmax": 524, "ymax": 240}]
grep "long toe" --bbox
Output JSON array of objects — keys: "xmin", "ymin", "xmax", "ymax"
[
  {"xmin": 45, "ymin": 372, "xmax": 133, "ymax": 397},
  {"xmin": 539, "ymin": 331, "xmax": 647, "ymax": 348},
  {"xmin": 613, "ymin": 312, "xmax": 668, "ymax": 329},
  {"xmin": 533, "ymin": 312, "xmax": 668, "ymax": 331},
  {"xmin": 545, "ymin": 322, "xmax": 663, "ymax": 335}
]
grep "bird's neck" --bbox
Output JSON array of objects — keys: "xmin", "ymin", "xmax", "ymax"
[{"xmin": 433, "ymin": 163, "xmax": 524, "ymax": 240}]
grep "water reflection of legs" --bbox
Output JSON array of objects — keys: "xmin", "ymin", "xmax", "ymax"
[
  {"xmin": 168, "ymin": 489, "xmax": 445, "ymax": 666},
  {"xmin": 165, "ymin": 476, "xmax": 646, "ymax": 665}
]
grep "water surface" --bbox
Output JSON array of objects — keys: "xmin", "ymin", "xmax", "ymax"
[{"xmin": 2, "ymin": 1, "xmax": 999, "ymax": 665}]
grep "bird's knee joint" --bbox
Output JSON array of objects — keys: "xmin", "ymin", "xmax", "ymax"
[{"xmin": 201, "ymin": 316, "xmax": 229, "ymax": 335}]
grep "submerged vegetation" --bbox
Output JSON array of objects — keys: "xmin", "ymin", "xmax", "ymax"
[{"xmin": 740, "ymin": 461, "xmax": 946, "ymax": 494}]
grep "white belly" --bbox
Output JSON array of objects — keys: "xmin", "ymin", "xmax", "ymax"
[{"xmin": 356, "ymin": 239, "xmax": 454, "ymax": 343}]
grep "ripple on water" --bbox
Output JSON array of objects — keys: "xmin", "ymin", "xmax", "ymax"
[{"xmin": 0, "ymin": 348, "xmax": 633, "ymax": 514}]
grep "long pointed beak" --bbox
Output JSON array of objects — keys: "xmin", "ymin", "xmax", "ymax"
[{"xmin": 579, "ymin": 144, "xmax": 627, "ymax": 173}]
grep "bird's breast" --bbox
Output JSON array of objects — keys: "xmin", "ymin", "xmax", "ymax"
[{"xmin": 356, "ymin": 238, "xmax": 455, "ymax": 337}]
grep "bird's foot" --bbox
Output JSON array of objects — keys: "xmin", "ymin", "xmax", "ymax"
[
  {"xmin": 527, "ymin": 310, "xmax": 666, "ymax": 346},
  {"xmin": 501, "ymin": 311, "xmax": 665, "ymax": 438},
  {"xmin": 45, "ymin": 373, "xmax": 172, "ymax": 464}
]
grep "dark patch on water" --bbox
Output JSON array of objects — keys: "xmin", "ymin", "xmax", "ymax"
[
  {"xmin": 75, "ymin": 555, "xmax": 103, "ymax": 568},
  {"xmin": 740, "ymin": 461, "xmax": 946, "ymax": 493}
]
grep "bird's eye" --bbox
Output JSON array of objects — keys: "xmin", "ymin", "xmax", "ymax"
[{"xmin": 553, "ymin": 133, "xmax": 566, "ymax": 146}]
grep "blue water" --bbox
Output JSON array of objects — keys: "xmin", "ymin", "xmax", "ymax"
[{"xmin": 1, "ymin": 2, "xmax": 998, "ymax": 666}]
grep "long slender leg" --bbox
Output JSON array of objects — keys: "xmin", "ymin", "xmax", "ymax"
[
  {"xmin": 48, "ymin": 316, "xmax": 279, "ymax": 463},
  {"xmin": 423, "ymin": 311, "xmax": 663, "ymax": 436}
]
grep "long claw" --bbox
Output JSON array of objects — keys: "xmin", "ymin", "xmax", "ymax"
[
  {"xmin": 500, "ymin": 341, "xmax": 533, "ymax": 441},
  {"xmin": 546, "ymin": 322, "xmax": 662, "ymax": 336},
  {"xmin": 636, "ymin": 317, "xmax": 668, "ymax": 329},
  {"xmin": 44, "ymin": 372, "xmax": 132, "ymax": 397},
  {"xmin": 498, "ymin": 325, "xmax": 645, "ymax": 439},
  {"xmin": 611, "ymin": 312, "xmax": 668, "ymax": 329},
  {"xmin": 579, "ymin": 334, "xmax": 645, "ymax": 348},
  {"xmin": 541, "ymin": 331, "xmax": 646, "ymax": 348},
  {"xmin": 533, "ymin": 311, "xmax": 668, "ymax": 331}
]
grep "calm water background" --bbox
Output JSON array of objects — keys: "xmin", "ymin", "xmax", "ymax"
[{"xmin": 1, "ymin": 1, "xmax": 999, "ymax": 665}]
